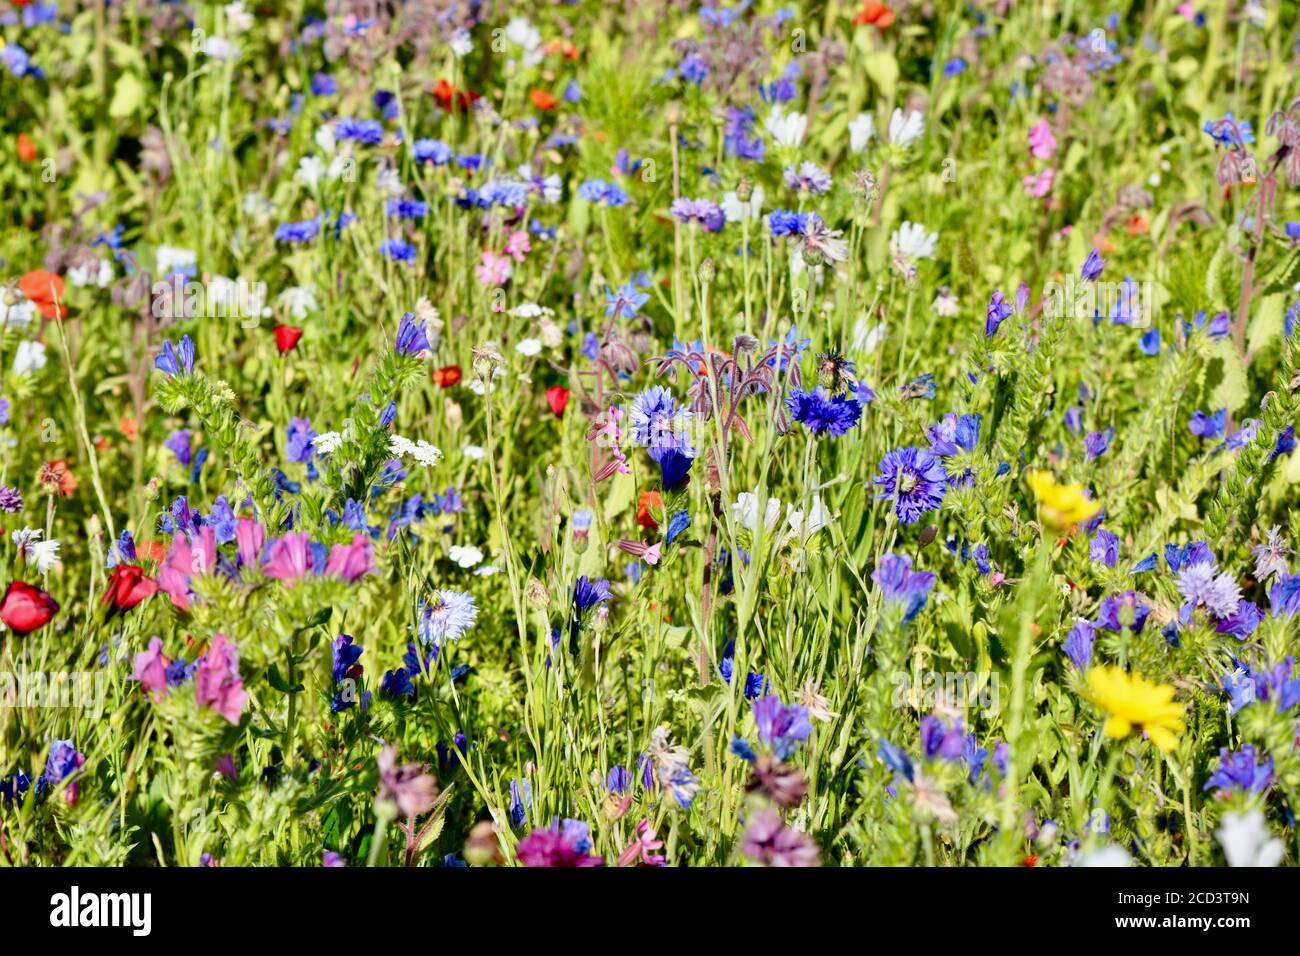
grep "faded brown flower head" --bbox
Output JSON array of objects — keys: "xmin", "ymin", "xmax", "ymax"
[{"xmin": 376, "ymin": 744, "xmax": 439, "ymax": 818}]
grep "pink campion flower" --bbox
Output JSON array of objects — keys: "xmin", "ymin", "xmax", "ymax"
[
  {"xmin": 263, "ymin": 531, "xmax": 315, "ymax": 584},
  {"xmin": 616, "ymin": 819, "xmax": 666, "ymax": 867},
  {"xmin": 195, "ymin": 633, "xmax": 248, "ymax": 725},
  {"xmin": 1176, "ymin": 3, "xmax": 1196, "ymax": 20},
  {"xmin": 503, "ymin": 229, "xmax": 531, "ymax": 263},
  {"xmin": 1022, "ymin": 167, "xmax": 1055, "ymax": 197},
  {"xmin": 1028, "ymin": 119, "xmax": 1057, "ymax": 160},
  {"xmin": 235, "ymin": 517, "xmax": 265, "ymax": 568},
  {"xmin": 325, "ymin": 534, "xmax": 374, "ymax": 582},
  {"xmin": 474, "ymin": 249, "xmax": 512, "ymax": 287},
  {"xmin": 131, "ymin": 636, "xmax": 171, "ymax": 698}
]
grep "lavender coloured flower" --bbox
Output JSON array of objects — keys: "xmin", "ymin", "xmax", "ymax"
[
  {"xmin": 1204, "ymin": 745, "xmax": 1273, "ymax": 794},
  {"xmin": 873, "ymin": 446, "xmax": 948, "ymax": 524},
  {"xmin": 872, "ymin": 553, "xmax": 936, "ymax": 622},
  {"xmin": 751, "ymin": 695, "xmax": 812, "ymax": 760},
  {"xmin": 1063, "ymin": 619, "xmax": 1094, "ymax": 670}
]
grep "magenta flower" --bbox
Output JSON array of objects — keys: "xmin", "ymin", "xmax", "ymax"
[
  {"xmin": 740, "ymin": 808, "xmax": 820, "ymax": 867},
  {"xmin": 325, "ymin": 534, "xmax": 374, "ymax": 582},
  {"xmin": 616, "ymin": 819, "xmax": 666, "ymax": 867},
  {"xmin": 1028, "ymin": 119, "xmax": 1057, "ymax": 160},
  {"xmin": 263, "ymin": 531, "xmax": 315, "ymax": 584},
  {"xmin": 516, "ymin": 818, "xmax": 604, "ymax": 867},
  {"xmin": 235, "ymin": 517, "xmax": 265, "ymax": 567},
  {"xmin": 195, "ymin": 633, "xmax": 248, "ymax": 725},
  {"xmin": 131, "ymin": 636, "xmax": 170, "ymax": 698}
]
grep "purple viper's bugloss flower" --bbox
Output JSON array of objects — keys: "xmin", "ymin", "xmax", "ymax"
[
  {"xmin": 1063, "ymin": 619, "xmax": 1094, "ymax": 670},
  {"xmin": 872, "ymin": 553, "xmax": 936, "ymax": 622},
  {"xmin": 1081, "ymin": 248, "xmax": 1105, "ymax": 281},
  {"xmin": 751, "ymin": 695, "xmax": 812, "ymax": 760},
  {"xmin": 1205, "ymin": 745, "xmax": 1273, "ymax": 794}
]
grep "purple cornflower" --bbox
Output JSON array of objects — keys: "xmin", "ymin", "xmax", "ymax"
[
  {"xmin": 669, "ymin": 197, "xmax": 725, "ymax": 232},
  {"xmin": 516, "ymin": 818, "xmax": 604, "ymax": 867},
  {"xmin": 1204, "ymin": 746, "xmax": 1273, "ymax": 794},
  {"xmin": 629, "ymin": 386, "xmax": 696, "ymax": 461},
  {"xmin": 872, "ymin": 553, "xmax": 936, "ymax": 623},
  {"xmin": 0, "ymin": 486, "xmax": 24, "ymax": 513},
  {"xmin": 751, "ymin": 695, "xmax": 812, "ymax": 760},
  {"xmin": 785, "ymin": 387, "xmax": 862, "ymax": 436},
  {"xmin": 873, "ymin": 446, "xmax": 948, "ymax": 524},
  {"xmin": 1177, "ymin": 562, "xmax": 1242, "ymax": 620}
]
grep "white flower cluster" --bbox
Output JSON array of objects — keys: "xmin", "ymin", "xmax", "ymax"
[{"xmin": 389, "ymin": 435, "xmax": 444, "ymax": 466}]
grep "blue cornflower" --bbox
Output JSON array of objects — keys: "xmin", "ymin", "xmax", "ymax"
[
  {"xmin": 785, "ymin": 387, "xmax": 863, "ymax": 436},
  {"xmin": 310, "ymin": 72, "xmax": 336, "ymax": 96},
  {"xmin": 380, "ymin": 238, "xmax": 417, "ymax": 261},
  {"xmin": 873, "ymin": 446, "xmax": 948, "ymax": 524},
  {"xmin": 417, "ymin": 590, "xmax": 478, "ymax": 647},
  {"xmin": 412, "ymin": 138, "xmax": 453, "ymax": 165},
  {"xmin": 275, "ymin": 217, "xmax": 321, "ymax": 243},
  {"xmin": 335, "ymin": 117, "xmax": 384, "ymax": 145},
  {"xmin": 387, "ymin": 198, "xmax": 427, "ymax": 220},
  {"xmin": 768, "ymin": 209, "xmax": 809, "ymax": 236}
]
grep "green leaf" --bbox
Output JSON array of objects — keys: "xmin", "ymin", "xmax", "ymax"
[
  {"xmin": 109, "ymin": 72, "xmax": 144, "ymax": 119},
  {"xmin": 861, "ymin": 50, "xmax": 899, "ymax": 99},
  {"xmin": 266, "ymin": 664, "xmax": 304, "ymax": 695},
  {"xmin": 1204, "ymin": 338, "xmax": 1250, "ymax": 415}
]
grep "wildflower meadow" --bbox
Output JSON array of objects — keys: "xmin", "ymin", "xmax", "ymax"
[{"xmin": 2, "ymin": 0, "xmax": 1300, "ymax": 881}]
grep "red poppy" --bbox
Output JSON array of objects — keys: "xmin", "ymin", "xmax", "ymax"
[
  {"xmin": 102, "ymin": 564, "xmax": 159, "ymax": 614},
  {"xmin": 853, "ymin": 0, "xmax": 895, "ymax": 27},
  {"xmin": 19, "ymin": 269, "xmax": 67, "ymax": 320},
  {"xmin": 0, "ymin": 580, "xmax": 59, "ymax": 635},
  {"xmin": 530, "ymin": 89, "xmax": 558, "ymax": 111},
  {"xmin": 432, "ymin": 78, "xmax": 479, "ymax": 113},
  {"xmin": 16, "ymin": 132, "xmax": 37, "ymax": 163},
  {"xmin": 546, "ymin": 385, "xmax": 570, "ymax": 417},
  {"xmin": 274, "ymin": 324, "xmax": 303, "ymax": 355},
  {"xmin": 434, "ymin": 365, "xmax": 462, "ymax": 388},
  {"xmin": 637, "ymin": 491, "xmax": 663, "ymax": 530}
]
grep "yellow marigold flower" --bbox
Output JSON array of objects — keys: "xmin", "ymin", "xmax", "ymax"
[
  {"xmin": 1086, "ymin": 665, "xmax": 1185, "ymax": 752},
  {"xmin": 1026, "ymin": 470, "xmax": 1101, "ymax": 531}
]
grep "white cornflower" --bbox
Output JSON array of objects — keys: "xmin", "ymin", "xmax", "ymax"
[
  {"xmin": 463, "ymin": 444, "xmax": 486, "ymax": 460},
  {"xmin": 890, "ymin": 221, "xmax": 939, "ymax": 262},
  {"xmin": 887, "ymin": 108, "xmax": 925, "ymax": 148},
  {"xmin": 314, "ymin": 124, "xmax": 336, "ymax": 155},
  {"xmin": 312, "ymin": 432, "xmax": 343, "ymax": 454},
  {"xmin": 203, "ymin": 36, "xmax": 237, "ymax": 61},
  {"xmin": 515, "ymin": 337, "xmax": 543, "ymax": 357},
  {"xmin": 448, "ymin": 545, "xmax": 485, "ymax": 569},
  {"xmin": 0, "ymin": 298, "xmax": 37, "ymax": 327},
  {"xmin": 504, "ymin": 17, "xmax": 542, "ymax": 65},
  {"xmin": 473, "ymin": 564, "xmax": 499, "ymax": 576},
  {"xmin": 13, "ymin": 529, "xmax": 60, "ymax": 574},
  {"xmin": 449, "ymin": 28, "xmax": 473, "ymax": 57},
  {"xmin": 848, "ymin": 112, "xmax": 876, "ymax": 152},
  {"xmin": 295, "ymin": 156, "xmax": 326, "ymax": 187},
  {"xmin": 1076, "ymin": 845, "xmax": 1132, "ymax": 867},
  {"xmin": 785, "ymin": 496, "xmax": 833, "ymax": 543},
  {"xmin": 764, "ymin": 106, "xmax": 807, "ymax": 148}
]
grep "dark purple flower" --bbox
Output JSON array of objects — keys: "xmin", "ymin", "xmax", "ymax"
[{"xmin": 516, "ymin": 818, "xmax": 604, "ymax": 867}]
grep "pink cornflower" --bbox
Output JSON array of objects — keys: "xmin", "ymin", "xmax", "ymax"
[
  {"xmin": 474, "ymin": 249, "xmax": 512, "ymax": 286},
  {"xmin": 1028, "ymin": 119, "xmax": 1057, "ymax": 160}
]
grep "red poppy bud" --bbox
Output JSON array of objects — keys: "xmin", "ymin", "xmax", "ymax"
[
  {"xmin": 0, "ymin": 580, "xmax": 59, "ymax": 635},
  {"xmin": 102, "ymin": 564, "xmax": 159, "ymax": 614},
  {"xmin": 546, "ymin": 385, "xmax": 570, "ymax": 417},
  {"xmin": 274, "ymin": 324, "xmax": 304, "ymax": 354}
]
